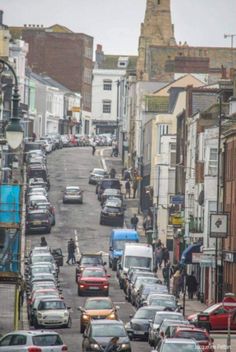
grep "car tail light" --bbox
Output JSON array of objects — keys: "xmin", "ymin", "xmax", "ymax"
[
  {"xmin": 28, "ymin": 347, "xmax": 42, "ymax": 352},
  {"xmin": 62, "ymin": 346, "xmax": 68, "ymax": 351}
]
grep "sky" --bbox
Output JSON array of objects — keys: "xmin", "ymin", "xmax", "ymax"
[{"xmin": 1, "ymin": 0, "xmax": 236, "ymax": 55}]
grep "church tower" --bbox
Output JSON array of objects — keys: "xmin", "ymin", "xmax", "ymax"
[{"xmin": 137, "ymin": 0, "xmax": 176, "ymax": 80}]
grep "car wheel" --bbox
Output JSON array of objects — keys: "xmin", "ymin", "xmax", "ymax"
[
  {"xmin": 112, "ymin": 260, "xmax": 117, "ymax": 271},
  {"xmin": 65, "ymin": 317, "xmax": 72, "ymax": 328}
]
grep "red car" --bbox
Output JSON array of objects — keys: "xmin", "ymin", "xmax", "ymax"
[
  {"xmin": 170, "ymin": 326, "xmax": 214, "ymax": 352},
  {"xmin": 77, "ymin": 266, "xmax": 110, "ymax": 296},
  {"xmin": 188, "ymin": 296, "xmax": 236, "ymax": 330}
]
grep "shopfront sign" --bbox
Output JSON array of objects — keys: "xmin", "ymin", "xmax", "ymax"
[{"xmin": 210, "ymin": 214, "xmax": 228, "ymax": 238}]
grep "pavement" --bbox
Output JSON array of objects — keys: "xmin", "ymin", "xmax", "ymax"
[{"xmin": 99, "ymin": 146, "xmax": 207, "ymax": 317}]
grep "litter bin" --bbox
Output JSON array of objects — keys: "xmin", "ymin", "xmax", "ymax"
[{"xmin": 146, "ymin": 230, "xmax": 153, "ymax": 245}]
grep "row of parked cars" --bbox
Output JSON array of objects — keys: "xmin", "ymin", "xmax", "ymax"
[
  {"xmin": 0, "ymin": 246, "xmax": 68, "ymax": 351},
  {"xmin": 25, "ymin": 145, "xmax": 55, "ymax": 235}
]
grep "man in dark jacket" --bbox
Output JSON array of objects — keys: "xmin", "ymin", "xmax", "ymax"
[
  {"xmin": 131, "ymin": 214, "xmax": 139, "ymax": 230},
  {"xmin": 67, "ymin": 238, "xmax": 76, "ymax": 264},
  {"xmin": 186, "ymin": 271, "xmax": 198, "ymax": 299}
]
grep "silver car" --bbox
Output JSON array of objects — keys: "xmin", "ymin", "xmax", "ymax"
[
  {"xmin": 89, "ymin": 168, "xmax": 108, "ymax": 184},
  {"xmin": 63, "ymin": 186, "xmax": 83, "ymax": 204},
  {"xmin": 0, "ymin": 330, "xmax": 68, "ymax": 351}
]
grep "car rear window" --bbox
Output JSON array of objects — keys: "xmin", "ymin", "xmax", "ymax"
[
  {"xmin": 29, "ymin": 213, "xmax": 48, "ymax": 220},
  {"xmin": 33, "ymin": 334, "xmax": 63, "ymax": 346},
  {"xmin": 101, "ymin": 180, "xmax": 120, "ymax": 189},
  {"xmin": 81, "ymin": 256, "xmax": 103, "ymax": 265},
  {"xmin": 177, "ymin": 331, "xmax": 208, "ymax": 341}
]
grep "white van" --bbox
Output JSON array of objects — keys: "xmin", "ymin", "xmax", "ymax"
[{"xmin": 118, "ymin": 243, "xmax": 153, "ymax": 289}]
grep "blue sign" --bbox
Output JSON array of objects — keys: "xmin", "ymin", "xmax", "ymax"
[
  {"xmin": 170, "ymin": 195, "xmax": 184, "ymax": 205},
  {"xmin": 0, "ymin": 185, "xmax": 21, "ymax": 225}
]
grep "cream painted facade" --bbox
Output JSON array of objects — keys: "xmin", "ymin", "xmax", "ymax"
[{"xmin": 0, "ymin": 27, "xmax": 10, "ymax": 58}]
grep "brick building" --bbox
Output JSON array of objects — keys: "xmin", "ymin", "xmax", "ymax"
[{"xmin": 9, "ymin": 24, "xmax": 93, "ymax": 111}]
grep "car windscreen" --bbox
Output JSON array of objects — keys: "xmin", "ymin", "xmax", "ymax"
[
  {"xmin": 32, "ymin": 256, "xmax": 53, "ymax": 264},
  {"xmin": 134, "ymin": 308, "xmax": 157, "ymax": 320},
  {"xmin": 82, "ymin": 269, "xmax": 105, "ymax": 278},
  {"xmin": 85, "ymin": 299, "xmax": 113, "ymax": 310},
  {"xmin": 66, "ymin": 188, "xmax": 80, "ymax": 193},
  {"xmin": 177, "ymin": 331, "xmax": 208, "ymax": 341},
  {"xmin": 113, "ymin": 240, "xmax": 127, "ymax": 250},
  {"xmin": 31, "ymin": 267, "xmax": 52, "ymax": 274},
  {"xmin": 135, "ymin": 277, "xmax": 158, "ymax": 289},
  {"xmin": 92, "ymin": 324, "xmax": 127, "ymax": 337},
  {"xmin": 94, "ymin": 170, "xmax": 106, "ymax": 175},
  {"xmin": 33, "ymin": 334, "xmax": 63, "ymax": 346},
  {"xmin": 38, "ymin": 301, "xmax": 66, "ymax": 310},
  {"xmin": 150, "ymin": 298, "xmax": 176, "ymax": 308},
  {"xmin": 125, "ymin": 256, "xmax": 151, "ymax": 269},
  {"xmin": 81, "ymin": 257, "xmax": 103, "ymax": 265}
]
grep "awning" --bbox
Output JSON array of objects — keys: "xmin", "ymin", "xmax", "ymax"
[{"xmin": 180, "ymin": 243, "xmax": 202, "ymax": 265}]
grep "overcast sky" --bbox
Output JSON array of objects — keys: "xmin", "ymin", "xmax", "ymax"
[{"xmin": 2, "ymin": 0, "xmax": 236, "ymax": 55}]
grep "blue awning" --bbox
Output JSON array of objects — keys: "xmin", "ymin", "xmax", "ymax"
[{"xmin": 180, "ymin": 243, "xmax": 202, "ymax": 265}]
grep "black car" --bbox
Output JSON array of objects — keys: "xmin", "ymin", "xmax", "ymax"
[
  {"xmin": 82, "ymin": 319, "xmax": 131, "ymax": 352},
  {"xmin": 125, "ymin": 306, "xmax": 166, "ymax": 341},
  {"xmin": 100, "ymin": 200, "xmax": 125, "ymax": 226},
  {"xmin": 100, "ymin": 188, "xmax": 123, "ymax": 206},
  {"xmin": 75, "ymin": 253, "xmax": 106, "ymax": 281},
  {"xmin": 26, "ymin": 209, "xmax": 51, "ymax": 234},
  {"xmin": 96, "ymin": 178, "xmax": 121, "ymax": 200}
]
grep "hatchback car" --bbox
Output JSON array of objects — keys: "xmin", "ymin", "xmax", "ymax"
[
  {"xmin": 89, "ymin": 168, "xmax": 108, "ymax": 184},
  {"xmin": 77, "ymin": 266, "xmax": 110, "ymax": 296},
  {"xmin": 34, "ymin": 298, "xmax": 71, "ymax": 328},
  {"xmin": 26, "ymin": 209, "xmax": 51, "ymax": 234},
  {"xmin": 100, "ymin": 200, "xmax": 125, "ymax": 226},
  {"xmin": 75, "ymin": 253, "xmax": 106, "ymax": 281},
  {"xmin": 156, "ymin": 338, "xmax": 201, "ymax": 352},
  {"xmin": 82, "ymin": 320, "xmax": 131, "ymax": 352},
  {"xmin": 0, "ymin": 330, "xmax": 68, "ymax": 351},
  {"xmin": 63, "ymin": 186, "xmax": 83, "ymax": 204},
  {"xmin": 100, "ymin": 188, "xmax": 123, "ymax": 206},
  {"xmin": 97, "ymin": 178, "xmax": 121, "ymax": 200},
  {"xmin": 78, "ymin": 297, "xmax": 119, "ymax": 333}
]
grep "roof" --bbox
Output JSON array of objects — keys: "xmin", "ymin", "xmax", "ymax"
[
  {"xmin": 31, "ymin": 72, "xmax": 72, "ymax": 92},
  {"xmin": 97, "ymin": 55, "xmax": 137, "ymax": 70}
]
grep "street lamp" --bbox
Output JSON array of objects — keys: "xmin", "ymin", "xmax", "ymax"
[{"xmin": 0, "ymin": 59, "xmax": 23, "ymax": 149}]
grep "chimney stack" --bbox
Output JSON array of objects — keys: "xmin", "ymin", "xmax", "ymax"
[{"xmin": 0, "ymin": 10, "xmax": 3, "ymax": 26}]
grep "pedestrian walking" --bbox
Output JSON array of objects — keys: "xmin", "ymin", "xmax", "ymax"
[
  {"xmin": 186, "ymin": 271, "xmax": 198, "ymax": 299},
  {"xmin": 66, "ymin": 238, "xmax": 76, "ymax": 264},
  {"xmin": 172, "ymin": 269, "xmax": 181, "ymax": 298},
  {"xmin": 125, "ymin": 179, "xmax": 131, "ymax": 199},
  {"xmin": 131, "ymin": 214, "xmax": 139, "ymax": 231},
  {"xmin": 109, "ymin": 168, "xmax": 116, "ymax": 179},
  {"xmin": 143, "ymin": 214, "xmax": 152, "ymax": 233},
  {"xmin": 154, "ymin": 245, "xmax": 163, "ymax": 271},
  {"xmin": 162, "ymin": 263, "xmax": 171, "ymax": 292},
  {"xmin": 162, "ymin": 246, "xmax": 170, "ymax": 267},
  {"xmin": 92, "ymin": 145, "xmax": 96, "ymax": 156},
  {"xmin": 111, "ymin": 141, "xmax": 118, "ymax": 157},
  {"xmin": 40, "ymin": 236, "xmax": 48, "ymax": 247},
  {"xmin": 132, "ymin": 178, "xmax": 138, "ymax": 199}
]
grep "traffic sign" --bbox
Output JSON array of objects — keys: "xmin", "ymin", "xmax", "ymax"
[{"xmin": 210, "ymin": 214, "xmax": 228, "ymax": 238}]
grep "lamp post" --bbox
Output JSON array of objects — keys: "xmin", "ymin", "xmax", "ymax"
[{"xmin": 0, "ymin": 59, "xmax": 24, "ymax": 150}]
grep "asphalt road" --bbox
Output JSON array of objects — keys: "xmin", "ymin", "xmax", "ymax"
[{"xmin": 26, "ymin": 146, "xmax": 236, "ymax": 352}]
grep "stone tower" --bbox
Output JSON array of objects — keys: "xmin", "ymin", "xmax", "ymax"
[{"xmin": 137, "ymin": 0, "xmax": 176, "ymax": 80}]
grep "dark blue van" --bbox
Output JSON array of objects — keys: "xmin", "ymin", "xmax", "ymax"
[{"xmin": 109, "ymin": 229, "xmax": 139, "ymax": 270}]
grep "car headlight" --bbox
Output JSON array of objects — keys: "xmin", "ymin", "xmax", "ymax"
[
  {"xmin": 121, "ymin": 343, "xmax": 130, "ymax": 350},
  {"xmin": 83, "ymin": 314, "xmax": 90, "ymax": 320},
  {"xmin": 90, "ymin": 343, "xmax": 100, "ymax": 350},
  {"xmin": 107, "ymin": 312, "xmax": 116, "ymax": 319},
  {"xmin": 37, "ymin": 312, "xmax": 42, "ymax": 318}
]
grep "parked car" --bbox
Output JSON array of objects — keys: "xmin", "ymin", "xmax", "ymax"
[
  {"xmin": 96, "ymin": 178, "xmax": 121, "ymax": 200},
  {"xmin": 136, "ymin": 283, "xmax": 169, "ymax": 308},
  {"xmin": 100, "ymin": 188, "xmax": 123, "ymax": 206},
  {"xmin": 154, "ymin": 319, "xmax": 191, "ymax": 347},
  {"xmin": 130, "ymin": 276, "xmax": 160, "ymax": 307},
  {"xmin": 78, "ymin": 297, "xmax": 119, "ymax": 333},
  {"xmin": 25, "ymin": 209, "xmax": 51, "ymax": 234},
  {"xmin": 148, "ymin": 312, "xmax": 185, "ymax": 347},
  {"xmin": 34, "ymin": 298, "xmax": 71, "ymax": 328},
  {"xmin": 169, "ymin": 325, "xmax": 214, "ymax": 352},
  {"xmin": 82, "ymin": 319, "xmax": 131, "ymax": 352},
  {"xmin": 89, "ymin": 168, "xmax": 108, "ymax": 185},
  {"xmin": 126, "ymin": 271, "xmax": 156, "ymax": 302},
  {"xmin": 62, "ymin": 186, "xmax": 83, "ymax": 204},
  {"xmin": 100, "ymin": 199, "xmax": 125, "ymax": 226},
  {"xmin": 125, "ymin": 306, "xmax": 166, "ymax": 341},
  {"xmin": 188, "ymin": 297, "xmax": 236, "ymax": 330},
  {"xmin": 156, "ymin": 338, "xmax": 201, "ymax": 352},
  {"xmin": 77, "ymin": 266, "xmax": 110, "ymax": 296},
  {"xmin": 123, "ymin": 266, "xmax": 152, "ymax": 295},
  {"xmin": 0, "ymin": 330, "xmax": 68, "ymax": 351}
]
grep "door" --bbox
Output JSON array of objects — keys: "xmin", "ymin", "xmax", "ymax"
[{"xmin": 209, "ymin": 306, "xmax": 229, "ymax": 329}]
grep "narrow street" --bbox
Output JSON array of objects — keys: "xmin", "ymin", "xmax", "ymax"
[
  {"xmin": 26, "ymin": 146, "xmax": 147, "ymax": 352},
  {"xmin": 25, "ymin": 146, "xmax": 236, "ymax": 352}
]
